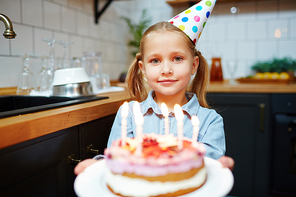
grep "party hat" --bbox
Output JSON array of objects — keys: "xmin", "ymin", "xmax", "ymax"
[{"xmin": 168, "ymin": 0, "xmax": 216, "ymax": 44}]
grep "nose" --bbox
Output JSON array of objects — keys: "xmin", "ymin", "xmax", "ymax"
[{"xmin": 161, "ymin": 61, "xmax": 173, "ymax": 75}]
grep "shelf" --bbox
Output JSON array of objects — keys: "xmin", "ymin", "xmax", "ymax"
[
  {"xmin": 94, "ymin": 0, "xmax": 113, "ymax": 24},
  {"xmin": 94, "ymin": 0, "xmax": 132, "ymax": 24},
  {"xmin": 166, "ymin": 0, "xmax": 200, "ymax": 7}
]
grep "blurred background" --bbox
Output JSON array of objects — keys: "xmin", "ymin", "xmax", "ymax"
[{"xmin": 0, "ymin": 0, "xmax": 295, "ymax": 88}]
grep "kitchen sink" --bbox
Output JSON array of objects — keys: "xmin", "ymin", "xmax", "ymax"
[{"xmin": 0, "ymin": 95, "xmax": 108, "ymax": 119}]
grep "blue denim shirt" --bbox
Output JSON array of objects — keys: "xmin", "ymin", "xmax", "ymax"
[{"xmin": 107, "ymin": 91, "xmax": 225, "ymax": 160}]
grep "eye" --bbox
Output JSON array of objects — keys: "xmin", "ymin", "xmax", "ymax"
[
  {"xmin": 174, "ymin": 56, "xmax": 183, "ymax": 62},
  {"xmin": 150, "ymin": 59, "xmax": 160, "ymax": 64}
]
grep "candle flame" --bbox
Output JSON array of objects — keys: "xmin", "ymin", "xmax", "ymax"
[
  {"xmin": 133, "ymin": 101, "xmax": 144, "ymax": 125},
  {"xmin": 191, "ymin": 115, "xmax": 200, "ymax": 126},
  {"xmin": 161, "ymin": 103, "xmax": 168, "ymax": 117},
  {"xmin": 174, "ymin": 104, "xmax": 184, "ymax": 121},
  {"xmin": 121, "ymin": 102, "xmax": 129, "ymax": 118}
]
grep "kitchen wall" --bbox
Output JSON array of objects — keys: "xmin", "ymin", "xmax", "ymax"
[
  {"xmin": 0, "ymin": 0, "xmax": 295, "ymax": 88},
  {"xmin": 199, "ymin": 0, "xmax": 296, "ymax": 78},
  {"xmin": 0, "ymin": 0, "xmax": 146, "ymax": 88}
]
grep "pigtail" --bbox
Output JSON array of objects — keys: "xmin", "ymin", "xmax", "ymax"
[
  {"xmin": 189, "ymin": 50, "xmax": 209, "ymax": 108},
  {"xmin": 126, "ymin": 53, "xmax": 148, "ymax": 102}
]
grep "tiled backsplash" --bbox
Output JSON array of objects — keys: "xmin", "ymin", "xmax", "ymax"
[
  {"xmin": 0, "ymin": 0, "xmax": 134, "ymax": 88},
  {"xmin": 0, "ymin": 0, "xmax": 295, "ymax": 88},
  {"xmin": 200, "ymin": 0, "xmax": 296, "ymax": 78}
]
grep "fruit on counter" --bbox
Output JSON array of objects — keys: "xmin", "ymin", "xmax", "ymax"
[
  {"xmin": 263, "ymin": 72, "xmax": 271, "ymax": 79},
  {"xmin": 279, "ymin": 72, "xmax": 290, "ymax": 79},
  {"xmin": 270, "ymin": 72, "xmax": 280, "ymax": 79},
  {"xmin": 254, "ymin": 72, "xmax": 289, "ymax": 79},
  {"xmin": 254, "ymin": 73, "xmax": 264, "ymax": 79}
]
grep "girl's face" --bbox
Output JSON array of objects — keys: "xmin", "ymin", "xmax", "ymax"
[{"xmin": 139, "ymin": 31, "xmax": 199, "ymax": 99}]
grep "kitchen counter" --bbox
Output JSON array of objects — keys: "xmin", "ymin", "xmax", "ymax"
[
  {"xmin": 0, "ymin": 82, "xmax": 295, "ymax": 150},
  {"xmin": 207, "ymin": 81, "xmax": 296, "ymax": 93},
  {"xmin": 0, "ymin": 91, "xmax": 132, "ymax": 149}
]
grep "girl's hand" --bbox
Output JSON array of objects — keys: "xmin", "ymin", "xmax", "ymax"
[
  {"xmin": 74, "ymin": 159, "xmax": 97, "ymax": 175},
  {"xmin": 218, "ymin": 156, "xmax": 235, "ymax": 171}
]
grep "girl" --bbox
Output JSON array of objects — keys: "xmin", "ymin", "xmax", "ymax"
[{"xmin": 107, "ymin": 21, "xmax": 225, "ymax": 160}]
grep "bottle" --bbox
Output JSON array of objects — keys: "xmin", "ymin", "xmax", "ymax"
[{"xmin": 210, "ymin": 57, "xmax": 223, "ymax": 82}]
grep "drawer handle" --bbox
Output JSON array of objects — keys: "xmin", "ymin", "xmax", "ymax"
[
  {"xmin": 259, "ymin": 103, "xmax": 265, "ymax": 133},
  {"xmin": 288, "ymin": 119, "xmax": 296, "ymax": 132},
  {"xmin": 87, "ymin": 144, "xmax": 99, "ymax": 155},
  {"xmin": 68, "ymin": 153, "xmax": 81, "ymax": 164}
]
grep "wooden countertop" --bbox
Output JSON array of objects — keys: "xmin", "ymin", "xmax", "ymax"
[
  {"xmin": 207, "ymin": 81, "xmax": 296, "ymax": 93},
  {"xmin": 0, "ymin": 91, "xmax": 132, "ymax": 150},
  {"xmin": 0, "ymin": 82, "xmax": 295, "ymax": 150}
]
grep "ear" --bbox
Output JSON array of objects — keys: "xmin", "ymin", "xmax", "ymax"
[
  {"xmin": 191, "ymin": 56, "xmax": 199, "ymax": 75},
  {"xmin": 138, "ymin": 60, "xmax": 146, "ymax": 76}
]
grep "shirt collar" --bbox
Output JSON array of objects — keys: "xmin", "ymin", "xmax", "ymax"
[
  {"xmin": 140, "ymin": 91, "xmax": 162, "ymax": 115},
  {"xmin": 182, "ymin": 92, "xmax": 200, "ymax": 116},
  {"xmin": 140, "ymin": 91, "xmax": 200, "ymax": 117}
]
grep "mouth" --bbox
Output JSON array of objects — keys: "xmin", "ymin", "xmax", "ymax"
[{"xmin": 158, "ymin": 79, "xmax": 177, "ymax": 85}]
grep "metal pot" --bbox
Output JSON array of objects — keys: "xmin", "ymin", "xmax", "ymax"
[{"xmin": 52, "ymin": 82, "xmax": 94, "ymax": 97}]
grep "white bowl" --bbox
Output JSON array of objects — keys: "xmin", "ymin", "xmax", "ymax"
[{"xmin": 52, "ymin": 67, "xmax": 90, "ymax": 86}]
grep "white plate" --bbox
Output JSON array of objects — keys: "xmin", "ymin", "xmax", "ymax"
[{"xmin": 74, "ymin": 157, "xmax": 234, "ymax": 197}]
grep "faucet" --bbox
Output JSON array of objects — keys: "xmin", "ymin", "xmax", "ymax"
[{"xmin": 0, "ymin": 13, "xmax": 16, "ymax": 39}]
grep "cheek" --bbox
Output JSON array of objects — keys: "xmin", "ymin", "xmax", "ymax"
[
  {"xmin": 145, "ymin": 72, "xmax": 158, "ymax": 83},
  {"xmin": 144, "ymin": 67, "xmax": 160, "ymax": 79},
  {"xmin": 175, "ymin": 66, "xmax": 192, "ymax": 77}
]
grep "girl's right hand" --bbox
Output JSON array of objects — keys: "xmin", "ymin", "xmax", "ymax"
[{"xmin": 74, "ymin": 159, "xmax": 97, "ymax": 175}]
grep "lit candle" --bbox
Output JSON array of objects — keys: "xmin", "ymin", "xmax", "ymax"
[
  {"xmin": 161, "ymin": 103, "xmax": 169, "ymax": 135},
  {"xmin": 191, "ymin": 115, "xmax": 200, "ymax": 147},
  {"xmin": 133, "ymin": 101, "xmax": 143, "ymax": 156},
  {"xmin": 174, "ymin": 104, "xmax": 184, "ymax": 150},
  {"xmin": 121, "ymin": 102, "xmax": 129, "ymax": 146}
]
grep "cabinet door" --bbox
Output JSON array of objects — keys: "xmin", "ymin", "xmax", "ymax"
[
  {"xmin": 270, "ymin": 94, "xmax": 296, "ymax": 196},
  {"xmin": 206, "ymin": 93, "xmax": 270, "ymax": 197},
  {"xmin": 0, "ymin": 127, "xmax": 79, "ymax": 197},
  {"xmin": 80, "ymin": 114, "xmax": 116, "ymax": 159}
]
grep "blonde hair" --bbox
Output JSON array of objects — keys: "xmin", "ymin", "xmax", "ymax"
[{"xmin": 126, "ymin": 21, "xmax": 209, "ymax": 108}]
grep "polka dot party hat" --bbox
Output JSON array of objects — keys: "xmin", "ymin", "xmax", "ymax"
[{"xmin": 168, "ymin": 0, "xmax": 216, "ymax": 44}]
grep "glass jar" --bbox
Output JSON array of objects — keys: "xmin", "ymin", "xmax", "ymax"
[
  {"xmin": 82, "ymin": 51, "xmax": 110, "ymax": 90},
  {"xmin": 82, "ymin": 51, "xmax": 103, "ymax": 77},
  {"xmin": 210, "ymin": 57, "xmax": 223, "ymax": 82}
]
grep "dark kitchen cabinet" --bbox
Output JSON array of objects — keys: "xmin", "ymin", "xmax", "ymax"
[
  {"xmin": 0, "ymin": 126, "xmax": 80, "ymax": 197},
  {"xmin": 206, "ymin": 93, "xmax": 271, "ymax": 197},
  {"xmin": 0, "ymin": 114, "xmax": 116, "ymax": 197},
  {"xmin": 270, "ymin": 94, "xmax": 296, "ymax": 196},
  {"xmin": 80, "ymin": 114, "xmax": 116, "ymax": 159}
]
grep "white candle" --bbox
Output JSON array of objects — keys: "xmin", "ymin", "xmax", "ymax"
[
  {"xmin": 121, "ymin": 102, "xmax": 129, "ymax": 146},
  {"xmin": 191, "ymin": 115, "xmax": 200, "ymax": 147},
  {"xmin": 174, "ymin": 104, "xmax": 184, "ymax": 150},
  {"xmin": 161, "ymin": 103, "xmax": 169, "ymax": 135},
  {"xmin": 133, "ymin": 101, "xmax": 143, "ymax": 156}
]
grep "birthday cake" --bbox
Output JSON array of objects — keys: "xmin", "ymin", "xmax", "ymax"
[{"xmin": 104, "ymin": 133, "xmax": 207, "ymax": 197}]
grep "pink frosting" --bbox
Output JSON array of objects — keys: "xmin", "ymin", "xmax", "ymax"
[
  {"xmin": 106, "ymin": 156, "xmax": 203, "ymax": 177},
  {"xmin": 104, "ymin": 134, "xmax": 206, "ymax": 177}
]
